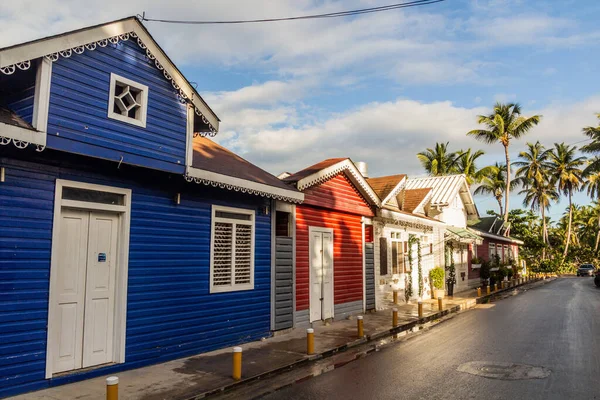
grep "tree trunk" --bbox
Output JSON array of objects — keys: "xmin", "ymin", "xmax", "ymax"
[
  {"xmin": 503, "ymin": 144, "xmax": 511, "ymax": 223},
  {"xmin": 497, "ymin": 196, "xmax": 504, "ymax": 216},
  {"xmin": 595, "ymin": 214, "xmax": 600, "ymax": 252},
  {"xmin": 563, "ymin": 191, "xmax": 573, "ymax": 259},
  {"xmin": 541, "ymin": 207, "xmax": 547, "ymax": 260}
]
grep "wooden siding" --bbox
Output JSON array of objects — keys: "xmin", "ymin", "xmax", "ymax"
[
  {"xmin": 302, "ymin": 174, "xmax": 374, "ymax": 217},
  {"xmin": 365, "ymin": 224, "xmax": 373, "ymax": 243},
  {"xmin": 2, "ymin": 68, "xmax": 36, "ymax": 125},
  {"xmin": 47, "ymin": 38, "xmax": 188, "ymax": 174},
  {"xmin": 295, "ymin": 205, "xmax": 364, "ymax": 311},
  {"xmin": 0, "ymin": 154, "xmax": 271, "ymax": 398}
]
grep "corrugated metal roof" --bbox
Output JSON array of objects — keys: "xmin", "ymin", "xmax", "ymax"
[{"xmin": 405, "ymin": 175, "xmax": 466, "ymax": 206}]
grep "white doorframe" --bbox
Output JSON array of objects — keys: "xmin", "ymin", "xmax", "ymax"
[
  {"xmin": 308, "ymin": 226, "xmax": 334, "ymax": 322},
  {"xmin": 45, "ymin": 179, "xmax": 131, "ymax": 378}
]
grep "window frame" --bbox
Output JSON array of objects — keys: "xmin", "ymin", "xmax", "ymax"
[
  {"xmin": 210, "ymin": 205, "xmax": 255, "ymax": 293},
  {"xmin": 107, "ymin": 73, "xmax": 149, "ymax": 128}
]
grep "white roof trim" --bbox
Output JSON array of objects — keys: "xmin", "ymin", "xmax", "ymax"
[
  {"xmin": 186, "ymin": 166, "xmax": 304, "ymax": 204},
  {"xmin": 410, "ymin": 189, "xmax": 433, "ymax": 215},
  {"xmin": 379, "ymin": 208, "xmax": 445, "ymax": 227},
  {"xmin": 0, "ymin": 18, "xmax": 219, "ymax": 135},
  {"xmin": 296, "ymin": 159, "xmax": 381, "ymax": 206},
  {"xmin": 0, "ymin": 122, "xmax": 46, "ymax": 151},
  {"xmin": 381, "ymin": 176, "xmax": 407, "ymax": 205},
  {"xmin": 469, "ymin": 228, "xmax": 524, "ymax": 245}
]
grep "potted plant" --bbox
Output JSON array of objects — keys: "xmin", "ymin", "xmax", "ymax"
[
  {"xmin": 429, "ymin": 267, "xmax": 445, "ymax": 299},
  {"xmin": 471, "ymin": 256, "xmax": 482, "ymax": 269},
  {"xmin": 480, "ymin": 260, "xmax": 491, "ymax": 286}
]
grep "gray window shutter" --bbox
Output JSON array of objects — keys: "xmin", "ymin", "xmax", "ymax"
[{"xmin": 379, "ymin": 237, "xmax": 388, "ymax": 275}]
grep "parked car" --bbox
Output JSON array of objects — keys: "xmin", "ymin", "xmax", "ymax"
[{"xmin": 577, "ymin": 264, "xmax": 595, "ymax": 276}]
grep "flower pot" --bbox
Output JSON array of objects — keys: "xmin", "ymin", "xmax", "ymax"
[
  {"xmin": 433, "ymin": 288, "xmax": 445, "ymax": 299},
  {"xmin": 446, "ymin": 282, "xmax": 455, "ymax": 296},
  {"xmin": 471, "ymin": 263, "xmax": 482, "ymax": 269}
]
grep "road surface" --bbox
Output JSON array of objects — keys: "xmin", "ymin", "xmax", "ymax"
[{"xmin": 263, "ymin": 277, "xmax": 600, "ymax": 400}]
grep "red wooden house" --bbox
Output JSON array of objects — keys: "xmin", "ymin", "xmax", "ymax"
[{"xmin": 283, "ymin": 159, "xmax": 380, "ymax": 325}]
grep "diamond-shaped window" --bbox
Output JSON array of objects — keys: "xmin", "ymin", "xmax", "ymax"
[
  {"xmin": 108, "ymin": 74, "xmax": 148, "ymax": 127},
  {"xmin": 113, "ymin": 83, "xmax": 142, "ymax": 119}
]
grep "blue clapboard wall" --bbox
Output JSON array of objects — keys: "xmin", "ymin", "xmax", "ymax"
[
  {"xmin": 46, "ymin": 38, "xmax": 188, "ymax": 174},
  {"xmin": 0, "ymin": 153, "xmax": 272, "ymax": 398}
]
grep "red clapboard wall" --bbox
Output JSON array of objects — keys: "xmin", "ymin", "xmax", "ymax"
[{"xmin": 296, "ymin": 173, "xmax": 374, "ymax": 311}]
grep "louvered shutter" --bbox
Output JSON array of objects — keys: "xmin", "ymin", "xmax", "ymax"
[
  {"xmin": 379, "ymin": 237, "xmax": 388, "ymax": 275},
  {"xmin": 391, "ymin": 242, "xmax": 398, "ymax": 274},
  {"xmin": 213, "ymin": 222, "xmax": 233, "ymax": 286},
  {"xmin": 234, "ymin": 224, "xmax": 252, "ymax": 285}
]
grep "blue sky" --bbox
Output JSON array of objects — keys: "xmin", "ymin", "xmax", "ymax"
[{"xmin": 2, "ymin": 0, "xmax": 600, "ymax": 221}]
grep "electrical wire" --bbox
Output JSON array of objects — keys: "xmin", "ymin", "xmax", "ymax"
[{"xmin": 138, "ymin": 0, "xmax": 446, "ymax": 25}]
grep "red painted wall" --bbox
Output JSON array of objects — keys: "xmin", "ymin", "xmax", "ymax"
[
  {"xmin": 365, "ymin": 225, "xmax": 373, "ymax": 243},
  {"xmin": 302, "ymin": 174, "xmax": 374, "ymax": 217},
  {"xmin": 295, "ymin": 172, "xmax": 373, "ymax": 311}
]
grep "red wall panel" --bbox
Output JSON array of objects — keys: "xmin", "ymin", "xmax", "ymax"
[
  {"xmin": 302, "ymin": 174, "xmax": 374, "ymax": 217},
  {"xmin": 365, "ymin": 225, "xmax": 373, "ymax": 243},
  {"xmin": 295, "ymin": 205, "xmax": 364, "ymax": 311}
]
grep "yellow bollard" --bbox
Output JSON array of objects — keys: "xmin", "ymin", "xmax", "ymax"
[
  {"xmin": 486, "ymin": 285, "xmax": 490, "ymax": 295},
  {"xmin": 437, "ymin": 297, "xmax": 443, "ymax": 311},
  {"xmin": 494, "ymin": 283, "xmax": 498, "ymax": 292},
  {"xmin": 477, "ymin": 287, "xmax": 481, "ymax": 297},
  {"xmin": 357, "ymin": 316, "xmax": 364, "ymax": 338},
  {"xmin": 232, "ymin": 347, "xmax": 242, "ymax": 380},
  {"xmin": 393, "ymin": 290, "xmax": 398, "ymax": 304},
  {"xmin": 106, "ymin": 376, "xmax": 118, "ymax": 400},
  {"xmin": 418, "ymin": 301, "xmax": 423, "ymax": 318},
  {"xmin": 306, "ymin": 329, "xmax": 315, "ymax": 355},
  {"xmin": 392, "ymin": 308, "xmax": 398, "ymax": 327}
]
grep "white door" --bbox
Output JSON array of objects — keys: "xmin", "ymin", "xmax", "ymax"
[
  {"xmin": 309, "ymin": 229, "xmax": 334, "ymax": 322},
  {"xmin": 52, "ymin": 209, "xmax": 119, "ymax": 373}
]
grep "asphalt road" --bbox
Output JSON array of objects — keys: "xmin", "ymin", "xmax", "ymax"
[{"xmin": 263, "ymin": 277, "xmax": 600, "ymax": 400}]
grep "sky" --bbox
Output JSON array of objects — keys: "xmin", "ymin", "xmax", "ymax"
[{"xmin": 2, "ymin": 0, "xmax": 600, "ymax": 221}]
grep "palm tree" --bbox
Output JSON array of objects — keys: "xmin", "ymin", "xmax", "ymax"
[
  {"xmin": 417, "ymin": 142, "xmax": 459, "ymax": 176},
  {"xmin": 467, "ymin": 102, "xmax": 542, "ymax": 222},
  {"xmin": 548, "ymin": 143, "xmax": 585, "ymax": 258},
  {"xmin": 520, "ymin": 178, "xmax": 559, "ymax": 259},
  {"xmin": 453, "ymin": 149, "xmax": 495, "ymax": 186},
  {"xmin": 513, "ymin": 141, "xmax": 550, "ymax": 186},
  {"xmin": 583, "ymin": 164, "xmax": 600, "ymax": 198},
  {"xmin": 473, "ymin": 163, "xmax": 515, "ymax": 215}
]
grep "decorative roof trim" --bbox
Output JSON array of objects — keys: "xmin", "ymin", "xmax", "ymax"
[
  {"xmin": 0, "ymin": 18, "xmax": 219, "ymax": 136},
  {"xmin": 296, "ymin": 159, "xmax": 381, "ymax": 206},
  {"xmin": 379, "ymin": 207, "xmax": 444, "ymax": 227},
  {"xmin": 0, "ymin": 123, "xmax": 45, "ymax": 152},
  {"xmin": 375, "ymin": 215, "xmax": 434, "ymax": 233},
  {"xmin": 381, "ymin": 177, "xmax": 407, "ymax": 205},
  {"xmin": 185, "ymin": 167, "xmax": 304, "ymax": 204},
  {"xmin": 411, "ymin": 190, "xmax": 433, "ymax": 215}
]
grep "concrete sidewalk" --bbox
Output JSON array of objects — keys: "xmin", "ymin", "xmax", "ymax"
[{"xmin": 8, "ymin": 277, "xmax": 548, "ymax": 400}]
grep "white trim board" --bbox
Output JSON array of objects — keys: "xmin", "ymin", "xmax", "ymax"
[
  {"xmin": 45, "ymin": 179, "xmax": 132, "ymax": 379},
  {"xmin": 32, "ymin": 57, "xmax": 52, "ymax": 133},
  {"xmin": 0, "ymin": 122, "xmax": 46, "ymax": 147},
  {"xmin": 295, "ymin": 159, "xmax": 381, "ymax": 207},
  {"xmin": 186, "ymin": 166, "xmax": 304, "ymax": 203}
]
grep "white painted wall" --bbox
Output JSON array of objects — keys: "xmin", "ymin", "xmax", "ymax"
[
  {"xmin": 373, "ymin": 222, "xmax": 442, "ymax": 308},
  {"xmin": 439, "ymin": 193, "xmax": 468, "ymax": 228}
]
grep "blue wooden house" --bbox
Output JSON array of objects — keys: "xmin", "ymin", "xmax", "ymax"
[{"xmin": 0, "ymin": 17, "xmax": 303, "ymax": 397}]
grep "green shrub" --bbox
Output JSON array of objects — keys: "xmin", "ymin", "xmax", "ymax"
[{"xmin": 429, "ymin": 267, "xmax": 445, "ymax": 290}]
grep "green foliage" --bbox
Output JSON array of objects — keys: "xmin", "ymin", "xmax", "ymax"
[
  {"xmin": 445, "ymin": 242, "xmax": 456, "ymax": 285},
  {"xmin": 405, "ymin": 235, "xmax": 416, "ymax": 301},
  {"xmin": 429, "ymin": 267, "xmax": 445, "ymax": 290}
]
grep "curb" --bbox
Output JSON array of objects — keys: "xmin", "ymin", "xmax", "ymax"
[{"xmin": 192, "ymin": 277, "xmax": 553, "ymax": 399}]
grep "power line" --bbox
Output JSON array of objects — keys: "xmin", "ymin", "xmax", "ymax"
[{"xmin": 138, "ymin": 0, "xmax": 446, "ymax": 25}]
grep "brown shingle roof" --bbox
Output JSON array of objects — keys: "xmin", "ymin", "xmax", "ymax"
[
  {"xmin": 366, "ymin": 175, "xmax": 406, "ymax": 201},
  {"xmin": 402, "ymin": 188, "xmax": 431, "ymax": 213},
  {"xmin": 283, "ymin": 158, "xmax": 347, "ymax": 183},
  {"xmin": 192, "ymin": 137, "xmax": 297, "ymax": 192},
  {"xmin": 0, "ymin": 107, "xmax": 34, "ymax": 130}
]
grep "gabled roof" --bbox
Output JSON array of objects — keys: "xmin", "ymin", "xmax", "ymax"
[
  {"xmin": 366, "ymin": 174, "xmax": 406, "ymax": 204},
  {"xmin": 186, "ymin": 137, "xmax": 303, "ymax": 204},
  {"xmin": 404, "ymin": 174, "xmax": 478, "ymax": 217},
  {"xmin": 0, "ymin": 16, "xmax": 219, "ymax": 135},
  {"xmin": 402, "ymin": 188, "xmax": 432, "ymax": 213},
  {"xmin": 284, "ymin": 158, "xmax": 380, "ymax": 206},
  {"xmin": 468, "ymin": 217, "xmax": 523, "ymax": 245}
]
